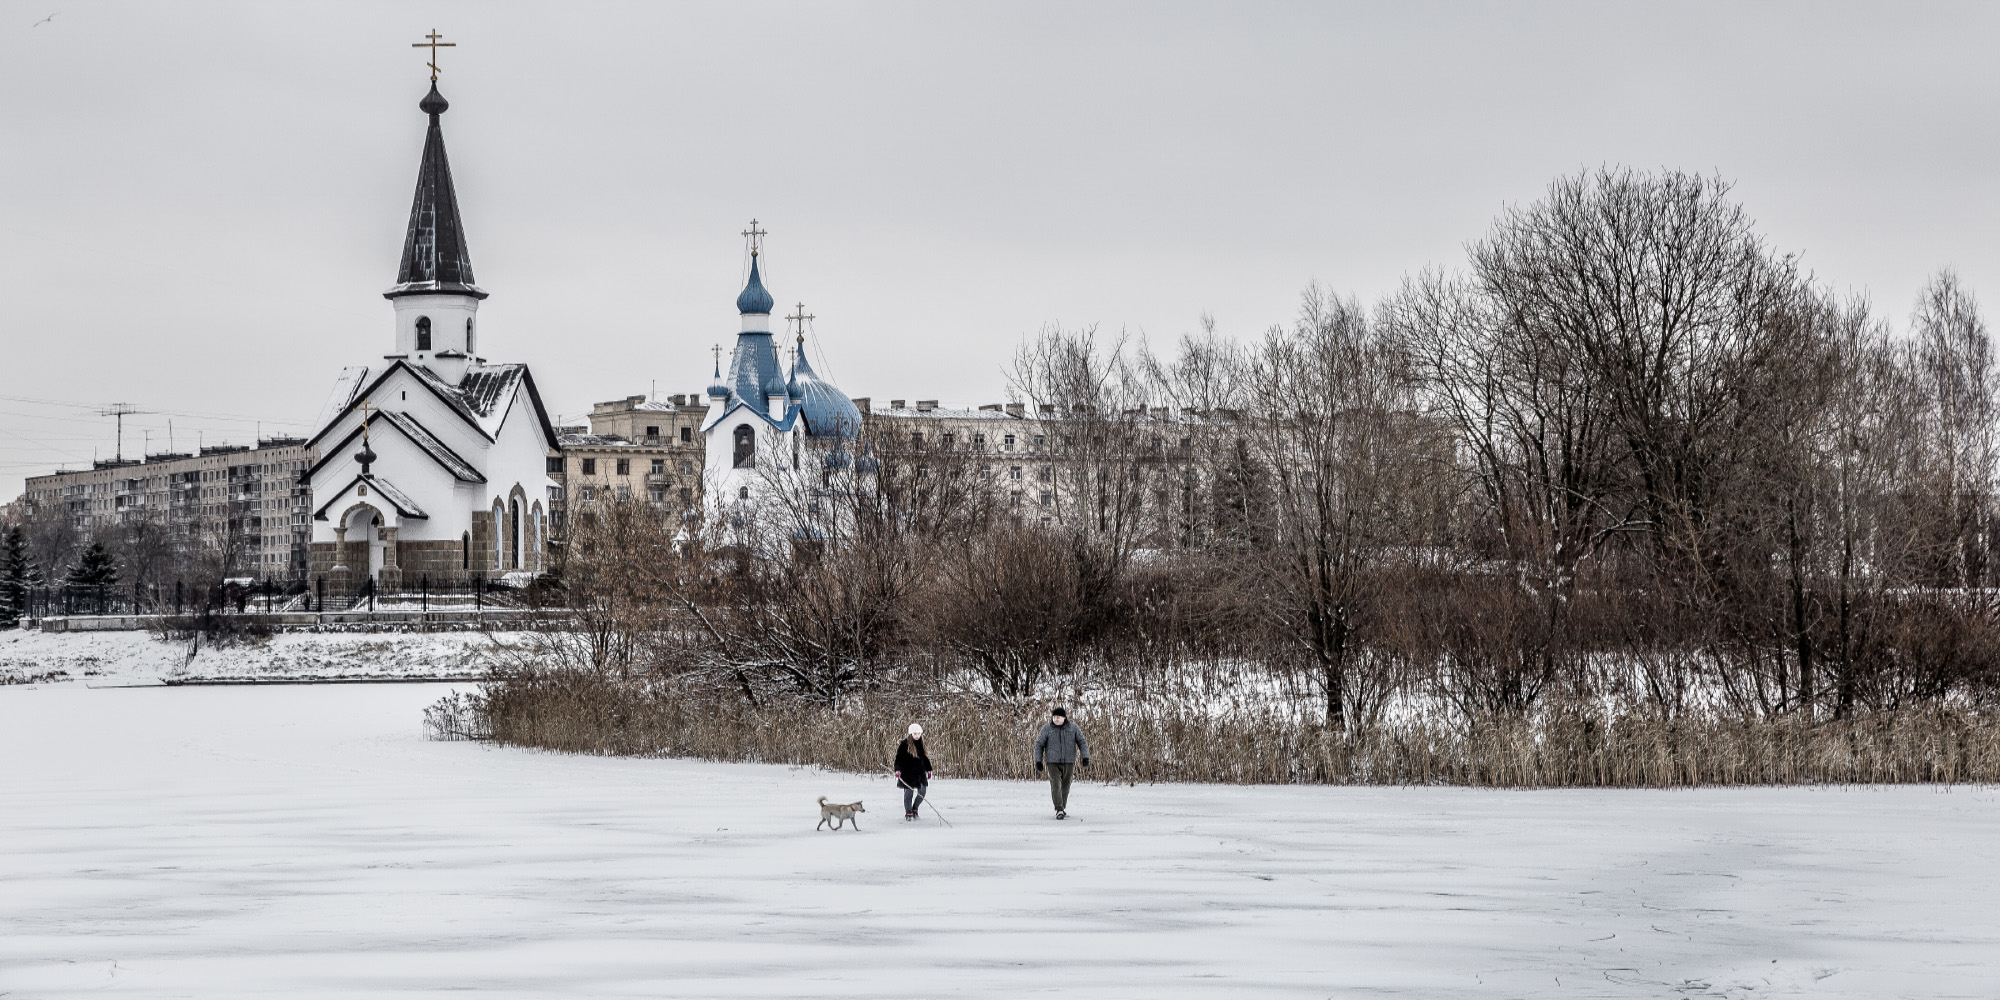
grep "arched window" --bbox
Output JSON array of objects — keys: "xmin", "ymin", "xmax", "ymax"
[
  {"xmin": 491, "ymin": 500, "xmax": 505, "ymax": 571},
  {"xmin": 733, "ymin": 424, "xmax": 755, "ymax": 469},
  {"xmin": 508, "ymin": 497, "xmax": 522, "ymax": 570},
  {"xmin": 415, "ymin": 316, "xmax": 432, "ymax": 351},
  {"xmin": 461, "ymin": 531, "xmax": 470, "ymax": 570},
  {"xmin": 739, "ymin": 486, "xmax": 750, "ymax": 500},
  {"xmin": 465, "ymin": 317, "xmax": 475, "ymax": 355}
]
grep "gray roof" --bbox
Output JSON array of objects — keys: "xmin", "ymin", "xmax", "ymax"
[{"xmin": 385, "ymin": 83, "xmax": 485, "ymax": 301}]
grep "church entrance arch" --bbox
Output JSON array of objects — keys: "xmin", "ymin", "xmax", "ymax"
[{"xmin": 339, "ymin": 504, "xmax": 387, "ymax": 580}]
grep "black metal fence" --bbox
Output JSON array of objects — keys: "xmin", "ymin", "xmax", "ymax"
[{"xmin": 9, "ymin": 574, "xmax": 542, "ymax": 619}]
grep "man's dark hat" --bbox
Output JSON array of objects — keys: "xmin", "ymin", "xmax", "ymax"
[{"xmin": 1052, "ymin": 706, "xmax": 1068, "ymax": 717}]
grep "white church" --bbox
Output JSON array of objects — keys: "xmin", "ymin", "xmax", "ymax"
[
  {"xmin": 700, "ymin": 230, "xmax": 865, "ymax": 539},
  {"xmin": 305, "ymin": 80, "xmax": 559, "ymax": 590}
]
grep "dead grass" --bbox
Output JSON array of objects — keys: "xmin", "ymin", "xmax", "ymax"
[{"xmin": 435, "ymin": 666, "xmax": 2000, "ymax": 787}]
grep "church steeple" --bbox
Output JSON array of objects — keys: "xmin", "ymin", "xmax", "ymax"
[{"xmin": 386, "ymin": 82, "xmax": 485, "ymax": 301}]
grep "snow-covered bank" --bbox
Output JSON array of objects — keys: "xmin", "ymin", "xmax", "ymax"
[
  {"xmin": 0, "ymin": 628, "xmax": 539, "ymax": 685},
  {"xmin": 1, "ymin": 683, "xmax": 1996, "ymax": 997}
]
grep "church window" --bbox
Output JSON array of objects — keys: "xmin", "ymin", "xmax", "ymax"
[
  {"xmin": 651, "ymin": 459, "xmax": 665, "ymax": 475},
  {"xmin": 581, "ymin": 458, "xmax": 596, "ymax": 476},
  {"xmin": 680, "ymin": 427, "xmax": 692, "ymax": 443},
  {"xmin": 509, "ymin": 498, "xmax": 522, "ymax": 570},
  {"xmin": 461, "ymin": 532, "xmax": 470, "ymax": 570},
  {"xmin": 465, "ymin": 318, "xmax": 475, "ymax": 354},
  {"xmin": 733, "ymin": 425, "xmax": 755, "ymax": 469},
  {"xmin": 416, "ymin": 316, "xmax": 432, "ymax": 351},
  {"xmin": 615, "ymin": 459, "xmax": 630, "ymax": 476}
]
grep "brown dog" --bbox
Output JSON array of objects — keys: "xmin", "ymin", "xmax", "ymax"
[{"xmin": 816, "ymin": 796, "xmax": 865, "ymax": 831}]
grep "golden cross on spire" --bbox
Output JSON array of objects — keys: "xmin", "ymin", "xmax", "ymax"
[
  {"xmin": 711, "ymin": 344, "xmax": 724, "ymax": 368},
  {"xmin": 786, "ymin": 302, "xmax": 815, "ymax": 345},
  {"xmin": 413, "ymin": 30, "xmax": 455, "ymax": 83},
  {"xmin": 741, "ymin": 218, "xmax": 767, "ymax": 256},
  {"xmin": 355, "ymin": 399, "xmax": 380, "ymax": 446}
]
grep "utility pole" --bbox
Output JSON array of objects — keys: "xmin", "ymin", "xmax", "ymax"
[{"xmin": 98, "ymin": 403, "xmax": 151, "ymax": 464}]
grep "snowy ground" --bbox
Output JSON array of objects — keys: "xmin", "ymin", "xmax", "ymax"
[
  {"xmin": 0, "ymin": 628, "xmax": 536, "ymax": 685},
  {"xmin": 2, "ymin": 683, "xmax": 1996, "ymax": 998}
]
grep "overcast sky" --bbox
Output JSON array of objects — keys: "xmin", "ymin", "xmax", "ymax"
[{"xmin": 4, "ymin": 1, "xmax": 1998, "ymax": 498}]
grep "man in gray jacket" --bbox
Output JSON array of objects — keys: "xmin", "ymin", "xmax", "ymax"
[{"xmin": 1033, "ymin": 706, "xmax": 1091, "ymax": 819}]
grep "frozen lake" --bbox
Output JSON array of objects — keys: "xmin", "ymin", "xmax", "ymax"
[{"xmin": 2, "ymin": 683, "xmax": 1995, "ymax": 998}]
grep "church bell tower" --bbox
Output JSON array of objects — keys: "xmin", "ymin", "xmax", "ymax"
[{"xmin": 383, "ymin": 59, "xmax": 486, "ymax": 384}]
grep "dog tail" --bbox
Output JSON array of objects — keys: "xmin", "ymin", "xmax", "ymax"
[{"xmin": 817, "ymin": 796, "xmax": 827, "ymax": 805}]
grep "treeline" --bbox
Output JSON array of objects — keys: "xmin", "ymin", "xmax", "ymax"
[{"xmin": 472, "ymin": 168, "xmax": 2000, "ymax": 783}]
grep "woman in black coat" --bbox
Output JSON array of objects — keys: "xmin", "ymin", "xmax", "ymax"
[{"xmin": 894, "ymin": 723, "xmax": 933, "ymax": 820}]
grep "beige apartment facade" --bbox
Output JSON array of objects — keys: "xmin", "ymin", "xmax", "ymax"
[{"xmin": 18, "ymin": 439, "xmax": 317, "ymax": 578}]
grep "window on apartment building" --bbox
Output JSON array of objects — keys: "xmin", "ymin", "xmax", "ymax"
[
  {"xmin": 979, "ymin": 467, "xmax": 992, "ymax": 480},
  {"xmin": 546, "ymin": 457, "xmax": 565, "ymax": 474},
  {"xmin": 416, "ymin": 316, "xmax": 432, "ymax": 351},
  {"xmin": 581, "ymin": 458, "xmax": 596, "ymax": 475},
  {"xmin": 679, "ymin": 461, "xmax": 694, "ymax": 475},
  {"xmin": 911, "ymin": 432, "xmax": 924, "ymax": 446},
  {"xmin": 651, "ymin": 459, "xmax": 665, "ymax": 475},
  {"xmin": 645, "ymin": 425, "xmax": 659, "ymax": 439},
  {"xmin": 1009, "ymin": 466, "xmax": 1022, "ymax": 481},
  {"xmin": 680, "ymin": 426, "xmax": 692, "ymax": 443},
  {"xmin": 649, "ymin": 486, "xmax": 665, "ymax": 503},
  {"xmin": 1003, "ymin": 434, "xmax": 1016, "ymax": 450},
  {"xmin": 1010, "ymin": 490, "xmax": 1022, "ymax": 506},
  {"xmin": 1041, "ymin": 491, "xmax": 1053, "ymax": 506},
  {"xmin": 617, "ymin": 485, "xmax": 631, "ymax": 500},
  {"xmin": 1039, "ymin": 467, "xmax": 1053, "ymax": 482},
  {"xmin": 678, "ymin": 487, "xmax": 692, "ymax": 504},
  {"xmin": 580, "ymin": 485, "xmax": 596, "ymax": 501},
  {"xmin": 973, "ymin": 433, "xmax": 986, "ymax": 447},
  {"xmin": 1034, "ymin": 435, "xmax": 1046, "ymax": 447},
  {"xmin": 615, "ymin": 459, "xmax": 630, "ymax": 476},
  {"xmin": 941, "ymin": 433, "xmax": 955, "ymax": 447}
]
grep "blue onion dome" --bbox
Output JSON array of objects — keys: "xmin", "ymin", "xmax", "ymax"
[
  {"xmin": 706, "ymin": 358, "xmax": 728, "ymax": 399},
  {"xmin": 736, "ymin": 254, "xmax": 775, "ymax": 315},
  {"xmin": 789, "ymin": 345, "xmax": 862, "ymax": 439}
]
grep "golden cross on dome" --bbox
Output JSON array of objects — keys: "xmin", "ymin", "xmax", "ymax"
[
  {"xmin": 711, "ymin": 344, "xmax": 724, "ymax": 368},
  {"xmin": 786, "ymin": 302, "xmax": 815, "ymax": 344},
  {"xmin": 741, "ymin": 219, "xmax": 767, "ymax": 256},
  {"xmin": 413, "ymin": 30, "xmax": 455, "ymax": 83},
  {"xmin": 355, "ymin": 399, "xmax": 379, "ymax": 440}
]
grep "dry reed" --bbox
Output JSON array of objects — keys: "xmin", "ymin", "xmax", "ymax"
[{"xmin": 436, "ymin": 667, "xmax": 2000, "ymax": 788}]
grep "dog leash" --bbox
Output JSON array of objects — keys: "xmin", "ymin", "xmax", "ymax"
[{"xmin": 897, "ymin": 777, "xmax": 954, "ymax": 828}]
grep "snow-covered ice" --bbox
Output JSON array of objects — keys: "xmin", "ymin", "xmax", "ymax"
[{"xmin": 2, "ymin": 683, "xmax": 1996, "ymax": 998}]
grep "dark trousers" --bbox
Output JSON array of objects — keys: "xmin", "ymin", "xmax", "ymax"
[
  {"xmin": 1046, "ymin": 762, "xmax": 1075, "ymax": 811},
  {"xmin": 902, "ymin": 779, "xmax": 928, "ymax": 815}
]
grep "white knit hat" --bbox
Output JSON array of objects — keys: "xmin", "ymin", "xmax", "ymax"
[{"xmin": 908, "ymin": 723, "xmax": 924, "ymax": 737}]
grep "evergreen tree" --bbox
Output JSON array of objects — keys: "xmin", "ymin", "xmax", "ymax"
[
  {"xmin": 64, "ymin": 541, "xmax": 120, "ymax": 614},
  {"xmin": 0, "ymin": 526, "xmax": 38, "ymax": 627}
]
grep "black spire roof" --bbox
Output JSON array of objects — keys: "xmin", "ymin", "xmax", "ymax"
[{"xmin": 386, "ymin": 83, "xmax": 486, "ymax": 300}]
